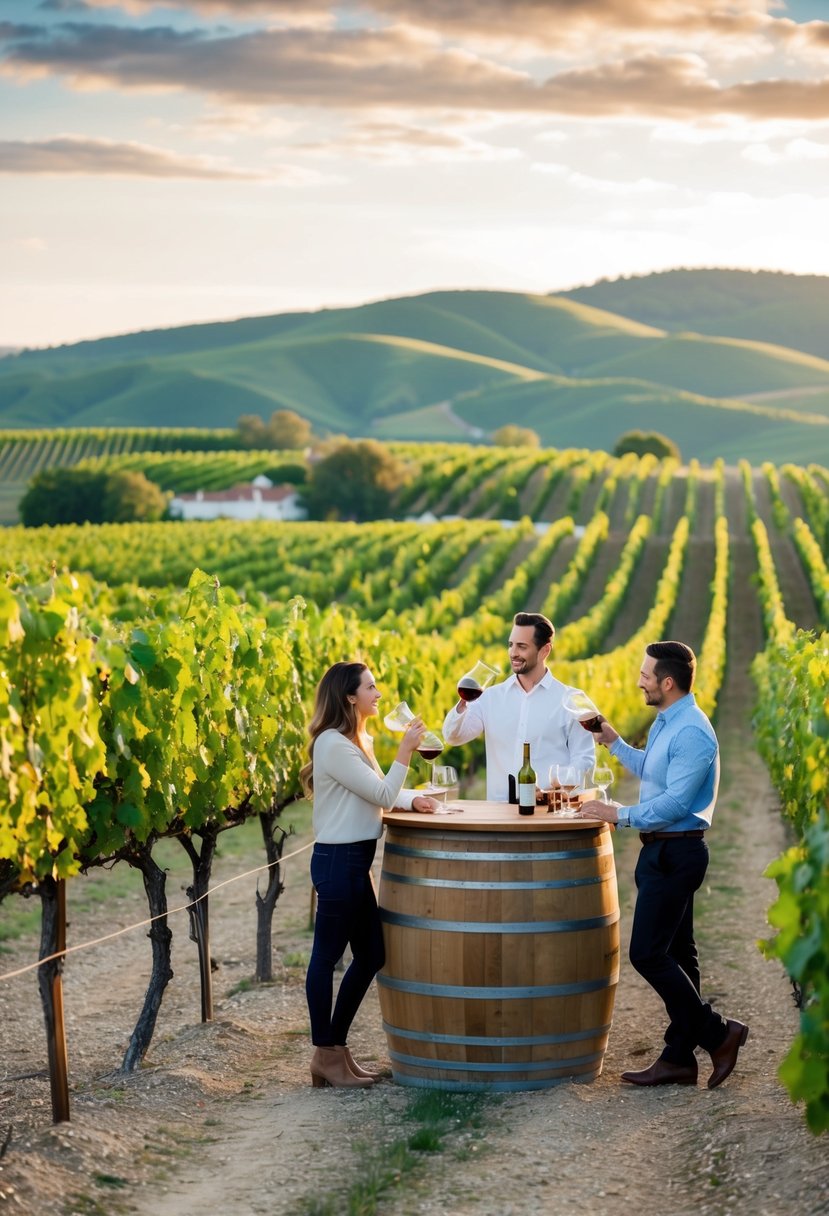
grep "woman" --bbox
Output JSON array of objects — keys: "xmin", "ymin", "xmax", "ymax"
[{"xmin": 302, "ymin": 661, "xmax": 437, "ymax": 1088}]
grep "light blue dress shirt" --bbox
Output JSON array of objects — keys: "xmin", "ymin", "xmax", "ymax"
[{"xmin": 610, "ymin": 692, "xmax": 719, "ymax": 832}]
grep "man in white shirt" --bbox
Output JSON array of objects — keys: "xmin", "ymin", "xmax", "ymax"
[{"xmin": 442, "ymin": 612, "xmax": 596, "ymax": 801}]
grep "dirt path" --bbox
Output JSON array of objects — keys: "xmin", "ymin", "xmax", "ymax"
[
  {"xmin": 4, "ymin": 675, "xmax": 827, "ymax": 1216},
  {"xmin": 140, "ymin": 704, "xmax": 827, "ymax": 1216},
  {"xmin": 2, "ymin": 465, "xmax": 828, "ymax": 1214}
]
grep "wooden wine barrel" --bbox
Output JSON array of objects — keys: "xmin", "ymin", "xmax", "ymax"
[{"xmin": 377, "ymin": 804, "xmax": 620, "ymax": 1092}]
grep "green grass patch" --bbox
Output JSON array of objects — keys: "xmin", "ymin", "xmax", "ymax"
[
  {"xmin": 302, "ymin": 1141, "xmax": 418, "ymax": 1216},
  {"xmin": 298, "ymin": 1089, "xmax": 492, "ymax": 1214},
  {"xmin": 93, "ymin": 1174, "xmax": 128, "ymax": 1189},
  {"xmin": 282, "ymin": 949, "xmax": 311, "ymax": 969},
  {"xmin": 0, "ymin": 899, "xmax": 41, "ymax": 942},
  {"xmin": 226, "ymin": 977, "xmax": 255, "ymax": 997}
]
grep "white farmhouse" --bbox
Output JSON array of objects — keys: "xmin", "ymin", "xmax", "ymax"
[{"xmin": 170, "ymin": 475, "xmax": 307, "ymax": 522}]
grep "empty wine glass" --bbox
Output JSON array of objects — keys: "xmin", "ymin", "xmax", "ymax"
[
  {"xmin": 384, "ymin": 700, "xmax": 416, "ymax": 733},
  {"xmin": 417, "ymin": 729, "xmax": 444, "ymax": 791},
  {"xmin": 555, "ymin": 763, "xmax": 579, "ymax": 814},
  {"xmin": 593, "ymin": 765, "xmax": 615, "ymax": 804},
  {"xmin": 431, "ymin": 764, "xmax": 459, "ymax": 811},
  {"xmin": 456, "ymin": 660, "xmax": 499, "ymax": 704},
  {"xmin": 561, "ymin": 689, "xmax": 604, "ymax": 734}
]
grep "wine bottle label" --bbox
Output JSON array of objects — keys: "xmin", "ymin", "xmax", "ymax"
[{"xmin": 519, "ymin": 782, "xmax": 536, "ymax": 808}]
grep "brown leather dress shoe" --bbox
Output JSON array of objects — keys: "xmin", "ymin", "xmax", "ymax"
[
  {"xmin": 707, "ymin": 1019, "xmax": 749, "ymax": 1089},
  {"xmin": 621, "ymin": 1058, "xmax": 698, "ymax": 1086}
]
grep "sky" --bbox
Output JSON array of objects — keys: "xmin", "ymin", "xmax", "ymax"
[{"xmin": 2, "ymin": 0, "xmax": 829, "ymax": 349}]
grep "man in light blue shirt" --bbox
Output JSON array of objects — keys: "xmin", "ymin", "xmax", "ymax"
[{"xmin": 578, "ymin": 640, "xmax": 749, "ymax": 1089}]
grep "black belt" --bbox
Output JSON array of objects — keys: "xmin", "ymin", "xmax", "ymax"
[{"xmin": 639, "ymin": 830, "xmax": 706, "ymax": 843}]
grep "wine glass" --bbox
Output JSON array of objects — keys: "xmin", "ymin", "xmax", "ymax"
[
  {"xmin": 592, "ymin": 765, "xmax": 615, "ymax": 804},
  {"xmin": 555, "ymin": 764, "xmax": 579, "ymax": 815},
  {"xmin": 431, "ymin": 765, "xmax": 459, "ymax": 811},
  {"xmin": 457, "ymin": 660, "xmax": 499, "ymax": 704},
  {"xmin": 417, "ymin": 729, "xmax": 444, "ymax": 791},
  {"xmin": 384, "ymin": 700, "xmax": 416, "ymax": 733},
  {"xmin": 545, "ymin": 766, "xmax": 561, "ymax": 814},
  {"xmin": 561, "ymin": 689, "xmax": 604, "ymax": 734}
]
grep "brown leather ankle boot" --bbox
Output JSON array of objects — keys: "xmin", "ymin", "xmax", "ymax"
[
  {"xmin": 343, "ymin": 1047, "xmax": 381, "ymax": 1080},
  {"xmin": 310, "ymin": 1045, "xmax": 373, "ymax": 1088}
]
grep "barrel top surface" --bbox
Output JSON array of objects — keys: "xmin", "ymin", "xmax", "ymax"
[{"xmin": 383, "ymin": 799, "xmax": 608, "ymax": 833}]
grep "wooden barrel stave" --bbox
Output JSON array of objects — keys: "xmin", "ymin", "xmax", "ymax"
[{"xmin": 378, "ymin": 822, "xmax": 619, "ymax": 1091}]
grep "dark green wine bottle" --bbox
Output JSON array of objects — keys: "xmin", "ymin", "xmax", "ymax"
[{"xmin": 518, "ymin": 742, "xmax": 536, "ymax": 816}]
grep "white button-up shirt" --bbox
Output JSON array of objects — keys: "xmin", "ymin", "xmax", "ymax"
[{"xmin": 442, "ymin": 669, "xmax": 596, "ymax": 801}]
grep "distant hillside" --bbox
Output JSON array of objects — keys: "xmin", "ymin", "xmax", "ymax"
[
  {"xmin": 558, "ymin": 269, "xmax": 829, "ymax": 361},
  {"xmin": 2, "ymin": 280, "xmax": 829, "ymax": 464}
]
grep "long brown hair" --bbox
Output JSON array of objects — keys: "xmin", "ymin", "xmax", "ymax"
[{"xmin": 300, "ymin": 661, "xmax": 368, "ymax": 796}]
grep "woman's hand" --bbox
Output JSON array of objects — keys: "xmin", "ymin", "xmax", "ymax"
[
  {"xmin": 396, "ymin": 716, "xmax": 426, "ymax": 763},
  {"xmin": 411, "ymin": 795, "xmax": 440, "ymax": 813}
]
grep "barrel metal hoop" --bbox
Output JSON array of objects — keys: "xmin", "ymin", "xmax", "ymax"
[
  {"xmin": 376, "ymin": 972, "xmax": 619, "ymax": 999},
  {"xmin": 381, "ymin": 870, "xmax": 607, "ymax": 891},
  {"xmin": 391, "ymin": 1071, "xmax": 602, "ymax": 1092},
  {"xmin": 389, "ymin": 1048, "xmax": 605, "ymax": 1073},
  {"xmin": 381, "ymin": 1020, "xmax": 612, "ymax": 1047},
  {"xmin": 386, "ymin": 829, "xmax": 600, "ymax": 844},
  {"xmin": 383, "ymin": 842, "xmax": 609, "ymax": 863},
  {"xmin": 380, "ymin": 908, "xmax": 619, "ymax": 934}
]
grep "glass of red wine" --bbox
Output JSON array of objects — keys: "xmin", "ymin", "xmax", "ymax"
[
  {"xmin": 561, "ymin": 689, "xmax": 604, "ymax": 733},
  {"xmin": 457, "ymin": 660, "xmax": 499, "ymax": 704},
  {"xmin": 417, "ymin": 729, "xmax": 445, "ymax": 791}
]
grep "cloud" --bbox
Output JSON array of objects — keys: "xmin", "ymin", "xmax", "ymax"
[
  {"xmin": 78, "ymin": 0, "xmax": 334, "ymax": 21},
  {"xmin": 0, "ymin": 135, "xmax": 264, "ymax": 178},
  {"xmin": 301, "ymin": 120, "xmax": 521, "ymax": 163},
  {"xmin": 531, "ymin": 161, "xmax": 671, "ymax": 196},
  {"xmin": 127, "ymin": 0, "xmax": 822, "ymax": 53},
  {"xmin": 2, "ymin": 20, "xmax": 829, "ymax": 123},
  {"xmin": 742, "ymin": 135, "xmax": 829, "ymax": 163},
  {"xmin": 0, "ymin": 22, "xmax": 529, "ymax": 106},
  {"xmin": 360, "ymin": 0, "xmax": 819, "ymax": 52}
]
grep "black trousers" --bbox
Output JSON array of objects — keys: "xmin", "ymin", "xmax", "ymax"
[
  {"xmin": 629, "ymin": 837, "xmax": 728, "ymax": 1065},
  {"xmin": 305, "ymin": 839, "xmax": 385, "ymax": 1047}
]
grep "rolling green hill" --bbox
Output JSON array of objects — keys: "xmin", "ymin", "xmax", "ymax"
[
  {"xmin": 2, "ymin": 276, "xmax": 829, "ymax": 464},
  {"xmin": 449, "ymin": 377, "xmax": 829, "ymax": 463},
  {"xmin": 559, "ymin": 269, "xmax": 829, "ymax": 361}
]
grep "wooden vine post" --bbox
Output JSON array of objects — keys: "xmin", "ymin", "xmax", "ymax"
[{"xmin": 37, "ymin": 877, "xmax": 70, "ymax": 1124}]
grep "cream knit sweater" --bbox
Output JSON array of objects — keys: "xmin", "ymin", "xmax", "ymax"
[{"xmin": 311, "ymin": 729, "xmax": 418, "ymax": 843}]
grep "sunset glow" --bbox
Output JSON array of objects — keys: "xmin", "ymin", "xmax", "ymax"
[{"xmin": 1, "ymin": 0, "xmax": 828, "ymax": 347}]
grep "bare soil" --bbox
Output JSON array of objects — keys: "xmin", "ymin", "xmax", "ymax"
[
  {"xmin": 1, "ymin": 698, "xmax": 827, "ymax": 1216},
  {"xmin": 2, "ymin": 471, "xmax": 827, "ymax": 1214}
]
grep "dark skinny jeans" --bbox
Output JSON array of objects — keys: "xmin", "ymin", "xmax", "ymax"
[
  {"xmin": 305, "ymin": 839, "xmax": 385, "ymax": 1047},
  {"xmin": 629, "ymin": 836, "xmax": 728, "ymax": 1064}
]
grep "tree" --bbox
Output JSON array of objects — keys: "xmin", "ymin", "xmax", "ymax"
[
  {"xmin": 102, "ymin": 470, "xmax": 168, "ymax": 523},
  {"xmin": 20, "ymin": 467, "xmax": 167, "ymax": 526},
  {"xmin": 267, "ymin": 409, "xmax": 312, "ymax": 450},
  {"xmin": 613, "ymin": 430, "xmax": 681, "ymax": 461},
  {"xmin": 492, "ymin": 425, "xmax": 540, "ymax": 448},
  {"xmin": 236, "ymin": 414, "xmax": 268, "ymax": 448},
  {"xmin": 20, "ymin": 468, "xmax": 109, "ymax": 526},
  {"xmin": 302, "ymin": 440, "xmax": 410, "ymax": 521},
  {"xmin": 236, "ymin": 409, "xmax": 312, "ymax": 450}
]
